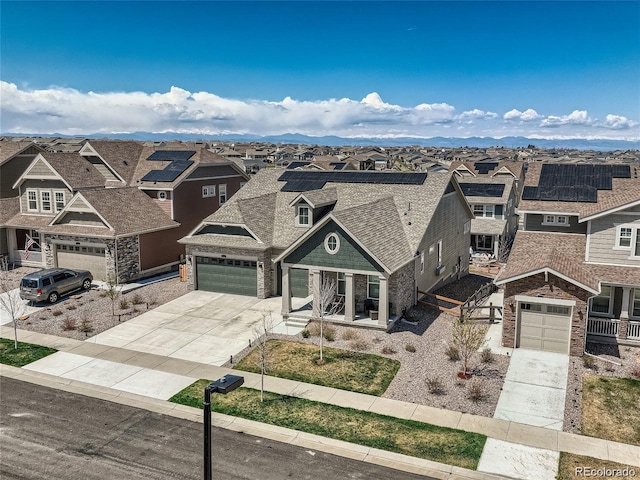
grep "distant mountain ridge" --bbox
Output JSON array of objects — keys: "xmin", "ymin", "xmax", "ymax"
[{"xmin": 3, "ymin": 131, "xmax": 639, "ymax": 151}]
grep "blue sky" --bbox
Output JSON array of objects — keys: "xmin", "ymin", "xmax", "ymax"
[{"xmin": 1, "ymin": 1, "xmax": 639, "ymax": 140}]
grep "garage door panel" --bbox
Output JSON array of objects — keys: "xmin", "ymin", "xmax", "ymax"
[
  {"xmin": 520, "ymin": 336, "xmax": 543, "ymax": 350},
  {"xmin": 196, "ymin": 257, "xmax": 257, "ymax": 296},
  {"xmin": 56, "ymin": 248, "xmax": 106, "ymax": 281},
  {"xmin": 519, "ymin": 304, "xmax": 571, "ymax": 354},
  {"xmin": 544, "ymin": 328, "xmax": 571, "ymax": 341},
  {"xmin": 521, "ymin": 325, "xmax": 543, "ymax": 337},
  {"xmin": 541, "ymin": 340, "xmax": 568, "ymax": 354}
]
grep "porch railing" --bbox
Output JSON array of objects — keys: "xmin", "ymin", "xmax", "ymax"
[
  {"xmin": 587, "ymin": 317, "xmax": 619, "ymax": 337},
  {"xmin": 11, "ymin": 249, "xmax": 44, "ymax": 266},
  {"xmin": 628, "ymin": 321, "xmax": 640, "ymax": 340}
]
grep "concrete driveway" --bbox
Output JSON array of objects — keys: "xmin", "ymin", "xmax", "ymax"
[
  {"xmin": 494, "ymin": 349, "xmax": 569, "ymax": 430},
  {"xmin": 88, "ymin": 291, "xmax": 309, "ymax": 366}
]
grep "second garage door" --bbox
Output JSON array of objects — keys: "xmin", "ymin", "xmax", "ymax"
[
  {"xmin": 518, "ymin": 302, "xmax": 572, "ymax": 354},
  {"xmin": 55, "ymin": 244, "xmax": 107, "ymax": 281},
  {"xmin": 196, "ymin": 256, "xmax": 257, "ymax": 296}
]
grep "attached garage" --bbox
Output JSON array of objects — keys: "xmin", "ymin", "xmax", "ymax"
[
  {"xmin": 195, "ymin": 256, "xmax": 257, "ymax": 296},
  {"xmin": 290, "ymin": 268, "xmax": 309, "ymax": 298},
  {"xmin": 55, "ymin": 244, "xmax": 107, "ymax": 280},
  {"xmin": 517, "ymin": 302, "xmax": 572, "ymax": 354}
]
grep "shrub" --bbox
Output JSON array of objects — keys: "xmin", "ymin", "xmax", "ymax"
[
  {"xmin": 405, "ymin": 343, "xmax": 416, "ymax": 353},
  {"xmin": 52, "ymin": 310, "xmax": 63, "ymax": 317},
  {"xmin": 480, "ymin": 347, "xmax": 493, "ymax": 363},
  {"xmin": 99, "ymin": 291, "xmax": 108, "ymax": 298},
  {"xmin": 307, "ymin": 321, "xmax": 321, "ymax": 336},
  {"xmin": 61, "ymin": 318, "xmax": 76, "ymax": 331},
  {"xmin": 381, "ymin": 346, "xmax": 396, "ymax": 355},
  {"xmin": 582, "ymin": 355, "xmax": 598, "ymax": 371},
  {"xmin": 323, "ymin": 325, "xmax": 336, "ymax": 342},
  {"xmin": 348, "ymin": 339, "xmax": 370, "ymax": 352},
  {"xmin": 301, "ymin": 329, "xmax": 310, "ymax": 339},
  {"xmin": 631, "ymin": 365, "xmax": 640, "ymax": 380},
  {"xmin": 78, "ymin": 318, "xmax": 93, "ymax": 334},
  {"xmin": 66, "ymin": 304, "xmax": 77, "ymax": 311},
  {"xmin": 341, "ymin": 329, "xmax": 360, "ymax": 341},
  {"xmin": 445, "ymin": 344, "xmax": 460, "ymax": 361},
  {"xmin": 467, "ymin": 381, "xmax": 486, "ymax": 402},
  {"xmin": 131, "ymin": 293, "xmax": 144, "ymax": 305},
  {"xmin": 120, "ymin": 299, "xmax": 130, "ymax": 310},
  {"xmin": 426, "ymin": 377, "xmax": 446, "ymax": 395}
]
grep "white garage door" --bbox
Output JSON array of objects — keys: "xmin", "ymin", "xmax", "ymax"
[
  {"xmin": 56, "ymin": 244, "xmax": 107, "ymax": 281},
  {"xmin": 518, "ymin": 302, "xmax": 572, "ymax": 354}
]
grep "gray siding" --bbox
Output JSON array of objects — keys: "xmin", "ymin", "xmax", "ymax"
[
  {"xmin": 1, "ymin": 152, "xmax": 39, "ymax": 198},
  {"xmin": 19, "ymin": 180, "xmax": 70, "ymax": 214},
  {"xmin": 587, "ymin": 213, "xmax": 640, "ymax": 266},
  {"xmin": 27, "ymin": 157, "xmax": 56, "ymax": 177},
  {"xmin": 416, "ymin": 191, "xmax": 472, "ymax": 292},
  {"xmin": 525, "ymin": 214, "xmax": 586, "ymax": 234},
  {"xmin": 57, "ymin": 212, "xmax": 106, "ymax": 227}
]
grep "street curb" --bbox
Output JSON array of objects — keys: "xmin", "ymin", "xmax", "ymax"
[{"xmin": 0, "ymin": 365, "xmax": 511, "ymax": 480}]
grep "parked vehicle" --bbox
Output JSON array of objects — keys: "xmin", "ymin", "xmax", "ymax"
[{"xmin": 20, "ymin": 268, "xmax": 93, "ymax": 304}]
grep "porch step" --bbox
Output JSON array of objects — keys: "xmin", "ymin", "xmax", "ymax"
[{"xmin": 285, "ymin": 315, "xmax": 310, "ymax": 329}]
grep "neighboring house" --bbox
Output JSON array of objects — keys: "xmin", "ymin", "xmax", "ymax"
[
  {"xmin": 0, "ymin": 141, "xmax": 45, "ymax": 199},
  {"xmin": 3, "ymin": 143, "xmax": 248, "ymax": 282},
  {"xmin": 180, "ymin": 168, "xmax": 473, "ymax": 329},
  {"xmin": 450, "ymin": 161, "xmax": 524, "ymax": 257},
  {"xmin": 495, "ymin": 163, "xmax": 640, "ymax": 356}
]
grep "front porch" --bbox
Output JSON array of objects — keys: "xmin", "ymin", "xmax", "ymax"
[
  {"xmin": 587, "ymin": 317, "xmax": 640, "ymax": 345},
  {"xmin": 586, "ymin": 284, "xmax": 640, "ymax": 345}
]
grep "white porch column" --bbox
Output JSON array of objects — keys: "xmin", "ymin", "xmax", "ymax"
[
  {"xmin": 344, "ymin": 273, "xmax": 355, "ymax": 321},
  {"xmin": 312, "ymin": 269, "xmax": 321, "ymax": 318},
  {"xmin": 493, "ymin": 236, "xmax": 500, "ymax": 258},
  {"xmin": 281, "ymin": 265, "xmax": 291, "ymax": 315},
  {"xmin": 619, "ymin": 287, "xmax": 631, "ymax": 339},
  {"xmin": 378, "ymin": 276, "xmax": 388, "ymax": 327}
]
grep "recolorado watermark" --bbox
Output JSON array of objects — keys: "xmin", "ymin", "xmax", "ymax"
[{"xmin": 575, "ymin": 467, "xmax": 636, "ymax": 477}]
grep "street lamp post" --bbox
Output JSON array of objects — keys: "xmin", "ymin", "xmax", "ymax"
[{"xmin": 204, "ymin": 374, "xmax": 244, "ymax": 480}]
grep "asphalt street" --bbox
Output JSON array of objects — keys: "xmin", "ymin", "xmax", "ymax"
[{"xmin": 0, "ymin": 378, "xmax": 433, "ymax": 480}]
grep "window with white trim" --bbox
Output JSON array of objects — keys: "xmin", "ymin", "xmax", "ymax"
[
  {"xmin": 54, "ymin": 191, "xmax": 66, "ymax": 212},
  {"xmin": 40, "ymin": 191, "xmax": 52, "ymax": 213},
  {"xmin": 543, "ymin": 215, "xmax": 569, "ymax": 226},
  {"xmin": 367, "ymin": 275, "xmax": 380, "ymax": 299},
  {"xmin": 157, "ymin": 191, "xmax": 167, "ymax": 201},
  {"xmin": 591, "ymin": 285, "xmax": 612, "ymax": 316},
  {"xmin": 324, "ymin": 233, "xmax": 340, "ymax": 254},
  {"xmin": 296, "ymin": 205, "xmax": 310, "ymax": 227},
  {"xmin": 472, "ymin": 204, "xmax": 494, "ymax": 218},
  {"xmin": 420, "ymin": 251, "xmax": 425, "ymax": 274},
  {"xmin": 27, "ymin": 190, "xmax": 38, "ymax": 212},
  {"xmin": 633, "ymin": 290, "xmax": 640, "ymax": 318},
  {"xmin": 202, "ymin": 185, "xmax": 216, "ymax": 198},
  {"xmin": 337, "ymin": 272, "xmax": 346, "ymax": 296},
  {"xmin": 30, "ymin": 230, "xmax": 41, "ymax": 251},
  {"xmin": 219, "ymin": 184, "xmax": 227, "ymax": 204},
  {"xmin": 437, "ymin": 240, "xmax": 443, "ymax": 265},
  {"xmin": 547, "ymin": 305, "xmax": 570, "ymax": 315}
]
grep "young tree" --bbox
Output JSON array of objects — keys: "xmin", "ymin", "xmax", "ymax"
[
  {"xmin": 312, "ymin": 274, "xmax": 343, "ymax": 364},
  {"xmin": 252, "ymin": 313, "xmax": 273, "ymax": 403},
  {"xmin": 105, "ymin": 279, "xmax": 120, "ymax": 318},
  {"xmin": 0, "ymin": 270, "xmax": 27, "ymax": 349},
  {"xmin": 451, "ymin": 315, "xmax": 489, "ymax": 378}
]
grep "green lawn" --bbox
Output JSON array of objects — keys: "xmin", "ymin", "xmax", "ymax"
[
  {"xmin": 0, "ymin": 338, "xmax": 57, "ymax": 367},
  {"xmin": 234, "ymin": 339, "xmax": 400, "ymax": 396},
  {"xmin": 581, "ymin": 375, "xmax": 640, "ymax": 446},
  {"xmin": 170, "ymin": 380, "xmax": 485, "ymax": 470}
]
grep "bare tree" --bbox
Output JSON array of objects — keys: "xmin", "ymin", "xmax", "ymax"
[
  {"xmin": 312, "ymin": 274, "xmax": 343, "ymax": 364},
  {"xmin": 105, "ymin": 279, "xmax": 120, "ymax": 318},
  {"xmin": 0, "ymin": 270, "xmax": 27, "ymax": 349},
  {"xmin": 451, "ymin": 314, "xmax": 488, "ymax": 378},
  {"xmin": 252, "ymin": 313, "xmax": 273, "ymax": 403},
  {"xmin": 497, "ymin": 234, "xmax": 514, "ymax": 263}
]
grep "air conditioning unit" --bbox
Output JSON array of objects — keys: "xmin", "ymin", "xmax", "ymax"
[{"xmin": 435, "ymin": 264, "xmax": 446, "ymax": 276}]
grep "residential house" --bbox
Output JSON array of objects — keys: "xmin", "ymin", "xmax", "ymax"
[
  {"xmin": 180, "ymin": 168, "xmax": 473, "ymax": 329},
  {"xmin": 450, "ymin": 161, "xmax": 524, "ymax": 257},
  {"xmin": 3, "ymin": 142, "xmax": 248, "ymax": 282},
  {"xmin": 495, "ymin": 163, "xmax": 640, "ymax": 356}
]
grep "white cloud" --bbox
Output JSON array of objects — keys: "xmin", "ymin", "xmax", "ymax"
[
  {"xmin": 603, "ymin": 114, "xmax": 637, "ymax": 130},
  {"xmin": 503, "ymin": 108, "xmax": 540, "ymax": 121},
  {"xmin": 0, "ymin": 81, "xmax": 637, "ymax": 140},
  {"xmin": 541, "ymin": 110, "xmax": 590, "ymax": 127}
]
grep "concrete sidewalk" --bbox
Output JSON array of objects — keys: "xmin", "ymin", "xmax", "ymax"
[{"xmin": 2, "ymin": 326, "xmax": 639, "ymax": 475}]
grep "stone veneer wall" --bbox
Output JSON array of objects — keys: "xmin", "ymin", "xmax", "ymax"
[
  {"xmin": 185, "ymin": 245, "xmax": 272, "ymax": 298},
  {"xmin": 389, "ymin": 261, "xmax": 415, "ymax": 317},
  {"xmin": 503, "ymin": 272, "xmax": 589, "ymax": 356}
]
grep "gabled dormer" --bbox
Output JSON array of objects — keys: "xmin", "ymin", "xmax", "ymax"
[
  {"xmin": 452, "ymin": 164, "xmax": 477, "ymax": 177},
  {"xmin": 79, "ymin": 143, "xmax": 125, "ymax": 184},
  {"xmin": 289, "ymin": 187, "xmax": 338, "ymax": 227}
]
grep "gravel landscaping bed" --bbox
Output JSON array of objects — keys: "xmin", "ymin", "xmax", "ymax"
[
  {"xmin": 564, "ymin": 342, "xmax": 640, "ymax": 435},
  {"xmin": 7, "ymin": 270, "xmax": 188, "ymax": 341},
  {"xmin": 229, "ymin": 274, "xmax": 508, "ymax": 418}
]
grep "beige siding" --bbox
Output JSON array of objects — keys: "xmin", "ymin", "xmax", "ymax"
[
  {"xmin": 19, "ymin": 180, "xmax": 70, "ymax": 213},
  {"xmin": 587, "ymin": 213, "xmax": 640, "ymax": 265},
  {"xmin": 67, "ymin": 196, "xmax": 91, "ymax": 210},
  {"xmin": 26, "ymin": 158, "xmax": 57, "ymax": 177},
  {"xmin": 416, "ymin": 191, "xmax": 472, "ymax": 292}
]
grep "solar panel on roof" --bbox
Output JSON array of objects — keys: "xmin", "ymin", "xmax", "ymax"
[
  {"xmin": 538, "ymin": 186, "xmax": 559, "ymax": 201},
  {"xmin": 576, "ymin": 186, "xmax": 597, "ymax": 202},
  {"xmin": 521, "ymin": 186, "xmax": 539, "ymax": 200},
  {"xmin": 278, "ymin": 170, "xmax": 428, "ymax": 191},
  {"xmin": 611, "ymin": 164, "xmax": 631, "ymax": 178},
  {"xmin": 473, "ymin": 162, "xmax": 498, "ymax": 175},
  {"xmin": 558, "ymin": 187, "xmax": 578, "ymax": 202},
  {"xmin": 147, "ymin": 150, "xmax": 196, "ymax": 161},
  {"xmin": 459, "ymin": 183, "xmax": 505, "ymax": 198},
  {"xmin": 141, "ymin": 159, "xmax": 193, "ymax": 182}
]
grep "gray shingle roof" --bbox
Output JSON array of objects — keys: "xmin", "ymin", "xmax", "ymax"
[
  {"xmin": 470, "ymin": 218, "xmax": 507, "ymax": 236},
  {"xmin": 85, "ymin": 140, "xmax": 145, "ymax": 184},
  {"xmin": 184, "ymin": 168, "xmax": 458, "ymax": 272},
  {"xmin": 0, "ymin": 198, "xmax": 19, "ymax": 225},
  {"xmin": 458, "ymin": 176, "xmax": 514, "ymax": 204},
  {"xmin": 40, "ymin": 152, "xmax": 106, "ymax": 189}
]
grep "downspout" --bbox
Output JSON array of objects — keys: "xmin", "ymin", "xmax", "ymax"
[
  {"xmin": 583, "ymin": 291, "xmax": 598, "ymax": 357},
  {"xmin": 115, "ymin": 236, "xmax": 119, "ymax": 285}
]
